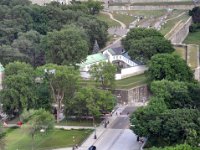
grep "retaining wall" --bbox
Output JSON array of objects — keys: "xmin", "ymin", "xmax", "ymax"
[
  {"xmin": 166, "ymin": 17, "xmax": 192, "ymax": 43},
  {"xmin": 114, "ymin": 84, "xmax": 149, "ymax": 104}
]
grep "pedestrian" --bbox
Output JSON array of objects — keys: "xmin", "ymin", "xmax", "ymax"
[
  {"xmin": 116, "ymin": 112, "xmax": 118, "ymax": 116},
  {"xmin": 75, "ymin": 144, "xmax": 78, "ymax": 149},
  {"xmin": 107, "ymin": 121, "xmax": 109, "ymax": 124},
  {"xmin": 137, "ymin": 136, "xmax": 140, "ymax": 142}
]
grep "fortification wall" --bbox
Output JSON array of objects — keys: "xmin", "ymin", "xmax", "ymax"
[
  {"xmin": 109, "ymin": 5, "xmax": 194, "ymax": 10},
  {"xmin": 112, "ymin": 0, "xmax": 193, "ymax": 3},
  {"xmin": 166, "ymin": 17, "xmax": 192, "ymax": 43}
]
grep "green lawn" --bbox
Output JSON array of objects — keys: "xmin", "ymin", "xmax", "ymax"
[
  {"xmin": 174, "ymin": 46, "xmax": 186, "ymax": 60},
  {"xmin": 79, "ymin": 73, "xmax": 147, "ymax": 90},
  {"xmin": 187, "ymin": 44, "xmax": 199, "ymax": 69},
  {"xmin": 112, "ymin": 10, "xmax": 166, "ymax": 27},
  {"xmin": 184, "ymin": 30, "xmax": 200, "ymax": 69},
  {"xmin": 115, "ymin": 73, "xmax": 147, "ymax": 89},
  {"xmin": 184, "ymin": 30, "xmax": 200, "ymax": 47},
  {"xmin": 57, "ymin": 119, "xmax": 102, "ymax": 126},
  {"xmin": 96, "ymin": 13, "xmax": 120, "ymax": 27},
  {"xmin": 3, "ymin": 128, "xmax": 92, "ymax": 150}
]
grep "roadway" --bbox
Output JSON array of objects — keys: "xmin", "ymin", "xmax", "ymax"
[{"xmin": 93, "ymin": 106, "xmax": 142, "ymax": 150}]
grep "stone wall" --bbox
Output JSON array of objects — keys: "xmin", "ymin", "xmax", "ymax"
[
  {"xmin": 112, "ymin": 0, "xmax": 193, "ymax": 3},
  {"xmin": 114, "ymin": 84, "xmax": 149, "ymax": 104},
  {"xmin": 166, "ymin": 17, "xmax": 192, "ymax": 43},
  {"xmin": 109, "ymin": 5, "xmax": 195, "ymax": 10}
]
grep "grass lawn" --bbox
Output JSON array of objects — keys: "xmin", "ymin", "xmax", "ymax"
[
  {"xmin": 184, "ymin": 30, "xmax": 200, "ymax": 47},
  {"xmin": 184, "ymin": 30, "xmax": 200, "ymax": 69},
  {"xmin": 96, "ymin": 13, "xmax": 120, "ymax": 27},
  {"xmin": 3, "ymin": 127, "xmax": 92, "ymax": 150},
  {"xmin": 57, "ymin": 119, "xmax": 102, "ymax": 126},
  {"xmin": 174, "ymin": 46, "xmax": 186, "ymax": 60},
  {"xmin": 112, "ymin": 10, "xmax": 166, "ymax": 27},
  {"xmin": 79, "ymin": 73, "xmax": 147, "ymax": 90},
  {"xmin": 115, "ymin": 73, "xmax": 147, "ymax": 89},
  {"xmin": 187, "ymin": 44, "xmax": 199, "ymax": 69}
]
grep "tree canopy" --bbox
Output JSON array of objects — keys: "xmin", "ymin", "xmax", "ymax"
[
  {"xmin": 89, "ymin": 62, "xmax": 117, "ymax": 90},
  {"xmin": 0, "ymin": 62, "xmax": 36, "ymax": 116},
  {"xmin": 122, "ymin": 28, "xmax": 174, "ymax": 64},
  {"xmin": 0, "ymin": 1, "xmax": 108, "ymax": 66},
  {"xmin": 37, "ymin": 64, "xmax": 80, "ymax": 123},
  {"xmin": 66, "ymin": 87, "xmax": 116, "ymax": 119},
  {"xmin": 42, "ymin": 25, "xmax": 89, "ymax": 66},
  {"xmin": 147, "ymin": 54, "xmax": 194, "ymax": 82}
]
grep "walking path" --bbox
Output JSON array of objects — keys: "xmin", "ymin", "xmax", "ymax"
[
  {"xmin": 101, "ymin": 11, "xmax": 128, "ymax": 51},
  {"xmin": 101, "ymin": 11, "xmax": 126, "ymax": 29}
]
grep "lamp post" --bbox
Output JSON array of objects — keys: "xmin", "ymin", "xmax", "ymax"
[
  {"xmin": 117, "ymin": 94, "xmax": 121, "ymax": 105},
  {"xmin": 94, "ymin": 124, "xmax": 97, "ymax": 139}
]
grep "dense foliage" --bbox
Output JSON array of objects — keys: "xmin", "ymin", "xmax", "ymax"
[
  {"xmin": 189, "ymin": 7, "xmax": 200, "ymax": 32},
  {"xmin": 121, "ymin": 28, "xmax": 174, "ymax": 64},
  {"xmin": 0, "ymin": 0, "xmax": 108, "ymax": 66},
  {"xmin": 89, "ymin": 62, "xmax": 117, "ymax": 90},
  {"xmin": 147, "ymin": 54, "xmax": 194, "ymax": 82},
  {"xmin": 66, "ymin": 87, "xmax": 116, "ymax": 119}
]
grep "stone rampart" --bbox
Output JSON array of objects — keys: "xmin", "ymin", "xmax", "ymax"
[
  {"xmin": 166, "ymin": 17, "xmax": 192, "ymax": 43},
  {"xmin": 114, "ymin": 84, "xmax": 149, "ymax": 104},
  {"xmin": 112, "ymin": 0, "xmax": 193, "ymax": 3},
  {"xmin": 109, "ymin": 5, "xmax": 194, "ymax": 10}
]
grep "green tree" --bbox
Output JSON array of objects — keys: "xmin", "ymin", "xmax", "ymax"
[
  {"xmin": 150, "ymin": 80, "xmax": 194, "ymax": 109},
  {"xmin": 0, "ymin": 45, "xmax": 26, "ymax": 66},
  {"xmin": 0, "ymin": 62, "xmax": 36, "ymax": 116},
  {"xmin": 21, "ymin": 109, "xmax": 55, "ymax": 150},
  {"xmin": 150, "ymin": 144, "xmax": 197, "ymax": 150},
  {"xmin": 89, "ymin": 62, "xmax": 117, "ymax": 90},
  {"xmin": 12, "ymin": 30, "xmax": 44, "ymax": 67},
  {"xmin": 42, "ymin": 25, "xmax": 89, "ymax": 66},
  {"xmin": 77, "ymin": 16, "xmax": 108, "ymax": 51},
  {"xmin": 85, "ymin": 0, "xmax": 103, "ymax": 15},
  {"xmin": 130, "ymin": 97, "xmax": 167, "ymax": 137},
  {"xmin": 37, "ymin": 64, "xmax": 80, "ymax": 123},
  {"xmin": 148, "ymin": 54, "xmax": 194, "ymax": 82},
  {"xmin": 122, "ymin": 28, "xmax": 174, "ymax": 64},
  {"xmin": 67, "ymin": 87, "xmax": 116, "ymax": 119}
]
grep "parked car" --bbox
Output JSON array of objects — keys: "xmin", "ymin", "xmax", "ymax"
[{"xmin": 88, "ymin": 145, "xmax": 96, "ymax": 150}]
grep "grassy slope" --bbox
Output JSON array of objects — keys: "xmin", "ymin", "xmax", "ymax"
[
  {"xmin": 79, "ymin": 73, "xmax": 147, "ymax": 90},
  {"xmin": 96, "ymin": 13, "xmax": 120, "ymax": 27},
  {"xmin": 115, "ymin": 73, "xmax": 147, "ymax": 89}
]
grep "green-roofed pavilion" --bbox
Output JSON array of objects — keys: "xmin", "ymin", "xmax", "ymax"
[
  {"xmin": 0, "ymin": 63, "xmax": 4, "ymax": 72},
  {"xmin": 79, "ymin": 53, "xmax": 108, "ymax": 69}
]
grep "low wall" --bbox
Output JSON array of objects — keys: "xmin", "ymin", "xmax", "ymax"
[
  {"xmin": 166, "ymin": 17, "xmax": 192, "ymax": 43},
  {"xmin": 109, "ymin": 5, "xmax": 194, "ymax": 10},
  {"xmin": 115, "ymin": 65, "xmax": 148, "ymax": 80},
  {"xmin": 114, "ymin": 84, "xmax": 149, "ymax": 104}
]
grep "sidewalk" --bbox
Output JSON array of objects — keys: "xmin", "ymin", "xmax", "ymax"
[
  {"xmin": 53, "ymin": 105, "xmax": 127, "ymax": 150},
  {"xmin": 78, "ymin": 105, "xmax": 127, "ymax": 150}
]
